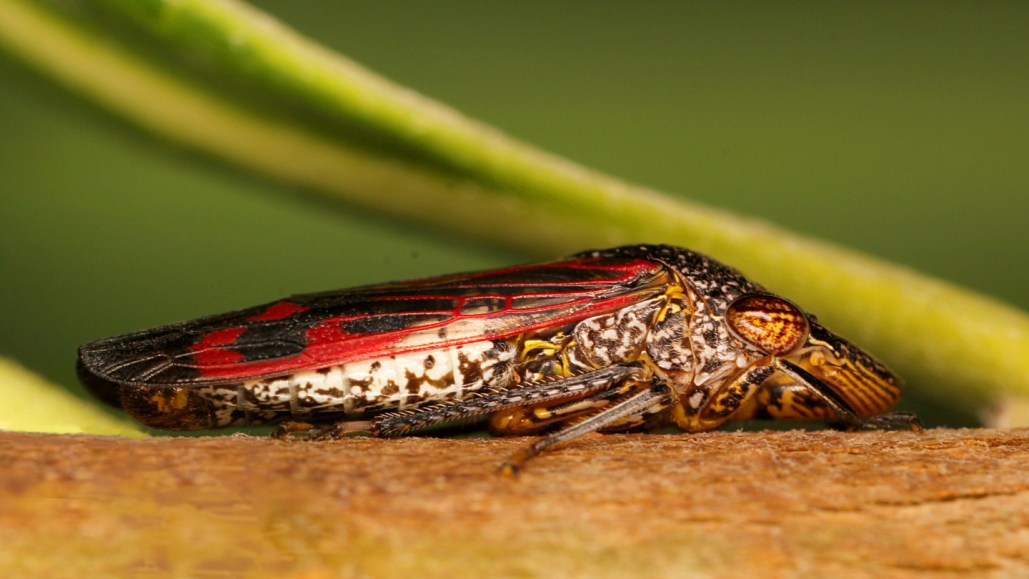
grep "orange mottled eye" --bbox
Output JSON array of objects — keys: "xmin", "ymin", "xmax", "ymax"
[{"xmin": 725, "ymin": 294, "xmax": 809, "ymax": 355}]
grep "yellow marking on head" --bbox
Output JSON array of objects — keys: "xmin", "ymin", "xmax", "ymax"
[
  {"xmin": 829, "ymin": 359, "xmax": 901, "ymax": 416},
  {"xmin": 789, "ymin": 345, "xmax": 901, "ymax": 417},
  {"xmin": 808, "ymin": 350, "xmax": 829, "ymax": 367}
]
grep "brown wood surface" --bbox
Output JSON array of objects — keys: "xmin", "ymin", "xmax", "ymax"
[{"xmin": 1, "ymin": 428, "xmax": 1027, "ymax": 577}]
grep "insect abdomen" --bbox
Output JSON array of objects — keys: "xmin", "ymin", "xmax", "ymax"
[{"xmin": 190, "ymin": 339, "xmax": 517, "ymax": 428}]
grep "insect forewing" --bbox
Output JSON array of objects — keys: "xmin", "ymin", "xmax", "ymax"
[{"xmin": 78, "ymin": 255, "xmax": 671, "ymax": 388}]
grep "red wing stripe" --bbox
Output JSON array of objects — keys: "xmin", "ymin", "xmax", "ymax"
[
  {"xmin": 248, "ymin": 301, "xmax": 309, "ymax": 321},
  {"xmin": 190, "ymin": 327, "xmax": 247, "ymax": 368},
  {"xmin": 191, "ymin": 292, "xmax": 652, "ymax": 380},
  {"xmin": 85, "ymin": 255, "xmax": 670, "ymax": 385}
]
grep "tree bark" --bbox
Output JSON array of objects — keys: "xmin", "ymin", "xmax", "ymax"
[{"xmin": 1, "ymin": 428, "xmax": 1026, "ymax": 577}]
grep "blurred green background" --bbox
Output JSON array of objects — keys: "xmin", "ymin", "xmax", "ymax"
[{"xmin": 1, "ymin": 1, "xmax": 1026, "ymax": 419}]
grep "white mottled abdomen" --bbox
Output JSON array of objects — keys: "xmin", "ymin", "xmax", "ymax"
[{"xmin": 195, "ymin": 339, "xmax": 515, "ymax": 427}]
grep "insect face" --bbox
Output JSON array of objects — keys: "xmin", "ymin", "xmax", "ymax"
[
  {"xmin": 776, "ymin": 322, "xmax": 903, "ymax": 417},
  {"xmin": 650, "ymin": 245, "xmax": 904, "ymax": 430},
  {"xmin": 707, "ymin": 295, "xmax": 902, "ymax": 424}
]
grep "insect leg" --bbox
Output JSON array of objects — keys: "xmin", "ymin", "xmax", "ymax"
[
  {"xmin": 272, "ymin": 421, "xmax": 315, "ymax": 439},
  {"xmin": 498, "ymin": 383, "xmax": 675, "ymax": 476},
  {"xmin": 367, "ymin": 364, "xmax": 648, "ymax": 437},
  {"xmin": 273, "ymin": 419, "xmax": 374, "ymax": 440},
  {"xmin": 775, "ymin": 359, "xmax": 922, "ymax": 431},
  {"xmin": 489, "ymin": 381, "xmax": 639, "ymax": 435},
  {"xmin": 687, "ymin": 365, "xmax": 776, "ymax": 430}
]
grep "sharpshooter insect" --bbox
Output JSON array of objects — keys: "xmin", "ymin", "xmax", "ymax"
[{"xmin": 77, "ymin": 245, "xmax": 919, "ymax": 473}]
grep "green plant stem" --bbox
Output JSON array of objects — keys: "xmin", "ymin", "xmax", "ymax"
[
  {"xmin": 0, "ymin": 0, "xmax": 1025, "ymax": 428},
  {"xmin": 0, "ymin": 359, "xmax": 144, "ymax": 435}
]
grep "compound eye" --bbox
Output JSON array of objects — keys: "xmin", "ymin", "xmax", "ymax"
[{"xmin": 725, "ymin": 294, "xmax": 809, "ymax": 355}]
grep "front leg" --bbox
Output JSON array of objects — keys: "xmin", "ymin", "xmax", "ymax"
[{"xmin": 671, "ymin": 364, "xmax": 776, "ymax": 432}]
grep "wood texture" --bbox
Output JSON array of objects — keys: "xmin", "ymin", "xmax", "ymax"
[{"xmin": 1, "ymin": 428, "xmax": 1027, "ymax": 577}]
